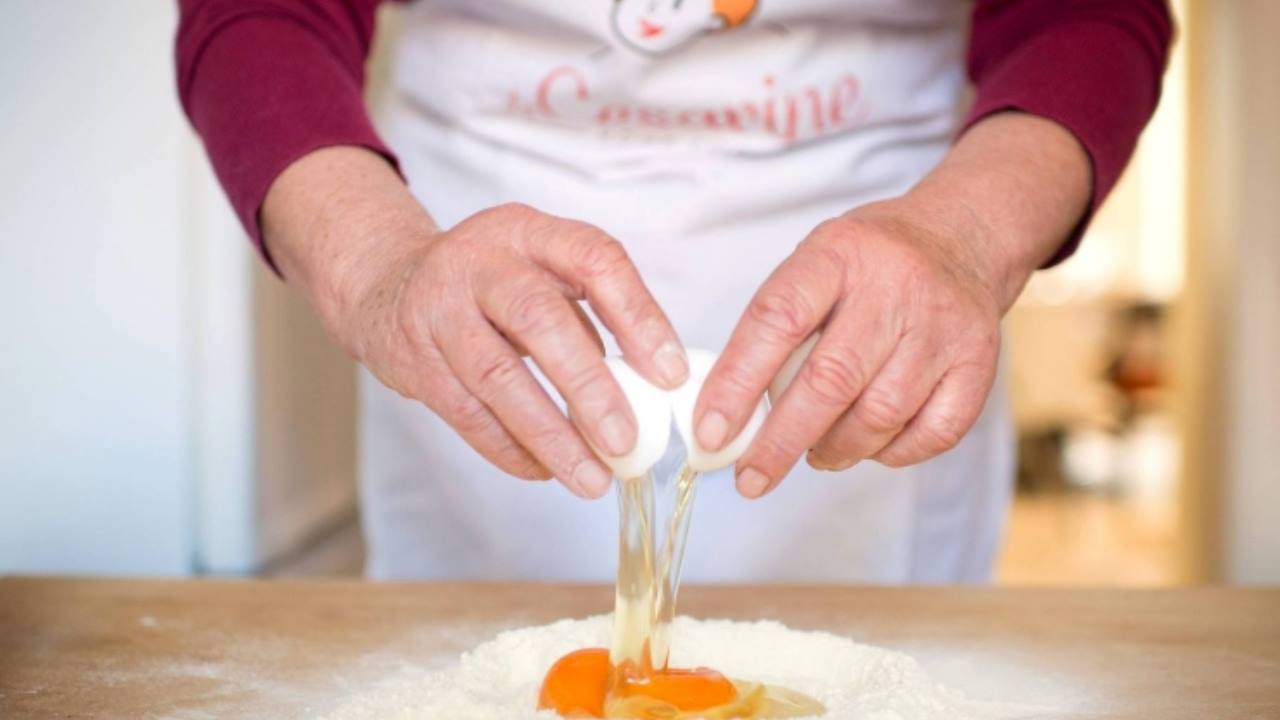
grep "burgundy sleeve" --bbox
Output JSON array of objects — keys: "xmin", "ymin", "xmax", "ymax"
[
  {"xmin": 175, "ymin": 0, "xmax": 400, "ymax": 265},
  {"xmin": 964, "ymin": 0, "xmax": 1174, "ymax": 266}
]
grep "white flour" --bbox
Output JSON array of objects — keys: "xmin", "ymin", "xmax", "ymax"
[{"xmin": 321, "ymin": 616, "xmax": 999, "ymax": 720}]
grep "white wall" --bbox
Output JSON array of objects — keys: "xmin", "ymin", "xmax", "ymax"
[
  {"xmin": 0, "ymin": 2, "xmax": 198, "ymax": 573},
  {"xmin": 0, "ymin": 1, "xmax": 361, "ymax": 576}
]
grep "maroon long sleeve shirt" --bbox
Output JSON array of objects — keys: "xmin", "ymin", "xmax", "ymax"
[{"xmin": 175, "ymin": 0, "xmax": 1172, "ymax": 267}]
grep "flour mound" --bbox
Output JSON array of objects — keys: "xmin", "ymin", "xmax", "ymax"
[{"xmin": 322, "ymin": 616, "xmax": 992, "ymax": 720}]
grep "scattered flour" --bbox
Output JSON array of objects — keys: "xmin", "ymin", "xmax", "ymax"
[{"xmin": 321, "ymin": 616, "xmax": 999, "ymax": 720}]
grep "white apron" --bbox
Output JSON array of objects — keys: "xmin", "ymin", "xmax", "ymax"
[{"xmin": 360, "ymin": 0, "xmax": 1013, "ymax": 583}]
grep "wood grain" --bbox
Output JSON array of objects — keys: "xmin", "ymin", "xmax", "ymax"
[{"xmin": 0, "ymin": 578, "xmax": 1276, "ymax": 718}]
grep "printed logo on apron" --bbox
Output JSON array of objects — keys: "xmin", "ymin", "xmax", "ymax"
[
  {"xmin": 610, "ymin": 0, "xmax": 758, "ymax": 55},
  {"xmin": 498, "ymin": 1, "xmax": 869, "ymax": 148}
]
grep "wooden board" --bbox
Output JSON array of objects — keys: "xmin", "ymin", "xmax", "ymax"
[{"xmin": 1, "ymin": 578, "xmax": 1277, "ymax": 718}]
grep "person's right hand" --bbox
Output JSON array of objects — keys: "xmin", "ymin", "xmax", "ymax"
[{"xmin": 262, "ymin": 147, "xmax": 689, "ymax": 499}]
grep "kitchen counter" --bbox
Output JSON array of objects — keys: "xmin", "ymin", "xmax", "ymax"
[{"xmin": 1, "ymin": 578, "xmax": 1277, "ymax": 718}]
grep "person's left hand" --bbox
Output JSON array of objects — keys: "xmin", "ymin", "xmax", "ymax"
[
  {"xmin": 692, "ymin": 196, "xmax": 1011, "ymax": 498},
  {"xmin": 703, "ymin": 111, "xmax": 1090, "ymax": 498}
]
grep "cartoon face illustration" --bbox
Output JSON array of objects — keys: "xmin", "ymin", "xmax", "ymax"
[{"xmin": 611, "ymin": 0, "xmax": 758, "ymax": 55}]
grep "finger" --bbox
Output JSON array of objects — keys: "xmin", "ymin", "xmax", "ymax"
[
  {"xmin": 872, "ymin": 356, "xmax": 997, "ymax": 467},
  {"xmin": 733, "ymin": 295, "xmax": 899, "ymax": 498},
  {"xmin": 380, "ymin": 337, "xmax": 550, "ymax": 481},
  {"xmin": 694, "ymin": 240, "xmax": 846, "ymax": 454},
  {"xmin": 423, "ymin": 366, "xmax": 551, "ymax": 481},
  {"xmin": 436, "ymin": 310, "xmax": 615, "ymax": 499},
  {"xmin": 807, "ymin": 332, "xmax": 945, "ymax": 471},
  {"xmin": 477, "ymin": 267, "xmax": 637, "ymax": 459},
  {"xmin": 506, "ymin": 300, "xmax": 604, "ymax": 357},
  {"xmin": 523, "ymin": 216, "xmax": 689, "ymax": 389},
  {"xmin": 573, "ymin": 301, "xmax": 607, "ymax": 355}
]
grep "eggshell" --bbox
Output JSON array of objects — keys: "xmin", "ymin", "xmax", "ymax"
[
  {"xmin": 670, "ymin": 349, "xmax": 769, "ymax": 472},
  {"xmin": 767, "ymin": 333, "xmax": 820, "ymax": 405},
  {"xmin": 588, "ymin": 356, "xmax": 673, "ymax": 480}
]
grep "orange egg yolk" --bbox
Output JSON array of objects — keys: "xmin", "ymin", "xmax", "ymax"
[
  {"xmin": 538, "ymin": 648, "xmax": 611, "ymax": 718},
  {"xmin": 538, "ymin": 648, "xmax": 739, "ymax": 718}
]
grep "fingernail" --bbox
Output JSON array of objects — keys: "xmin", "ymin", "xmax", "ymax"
[
  {"xmin": 807, "ymin": 449, "xmax": 848, "ymax": 471},
  {"xmin": 573, "ymin": 460, "xmax": 613, "ymax": 499},
  {"xmin": 599, "ymin": 411, "xmax": 635, "ymax": 456},
  {"xmin": 654, "ymin": 341, "xmax": 689, "ymax": 387},
  {"xmin": 737, "ymin": 468, "xmax": 771, "ymax": 498},
  {"xmin": 696, "ymin": 411, "xmax": 730, "ymax": 451},
  {"xmin": 806, "ymin": 451, "xmax": 832, "ymax": 471}
]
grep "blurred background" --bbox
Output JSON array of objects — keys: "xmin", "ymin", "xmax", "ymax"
[{"xmin": 1, "ymin": 1, "xmax": 1276, "ymax": 584}]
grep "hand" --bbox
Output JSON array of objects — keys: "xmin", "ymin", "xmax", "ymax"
[
  {"xmin": 262, "ymin": 148, "xmax": 689, "ymax": 499},
  {"xmin": 695, "ymin": 199, "xmax": 1004, "ymax": 497},
  {"xmin": 693, "ymin": 112, "xmax": 1091, "ymax": 497}
]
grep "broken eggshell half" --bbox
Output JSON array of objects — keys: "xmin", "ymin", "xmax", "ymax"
[
  {"xmin": 670, "ymin": 349, "xmax": 769, "ymax": 473},
  {"xmin": 587, "ymin": 356, "xmax": 674, "ymax": 480}
]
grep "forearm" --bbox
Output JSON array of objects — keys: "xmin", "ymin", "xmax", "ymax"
[
  {"xmin": 898, "ymin": 111, "xmax": 1091, "ymax": 312},
  {"xmin": 262, "ymin": 146, "xmax": 435, "ymax": 359},
  {"xmin": 964, "ymin": 0, "xmax": 1172, "ymax": 266}
]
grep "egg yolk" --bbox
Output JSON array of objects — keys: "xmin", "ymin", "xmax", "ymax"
[
  {"xmin": 538, "ymin": 648, "xmax": 611, "ymax": 717},
  {"xmin": 538, "ymin": 648, "xmax": 739, "ymax": 718}
]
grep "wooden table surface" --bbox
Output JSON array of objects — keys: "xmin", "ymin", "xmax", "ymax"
[{"xmin": 0, "ymin": 578, "xmax": 1277, "ymax": 719}]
